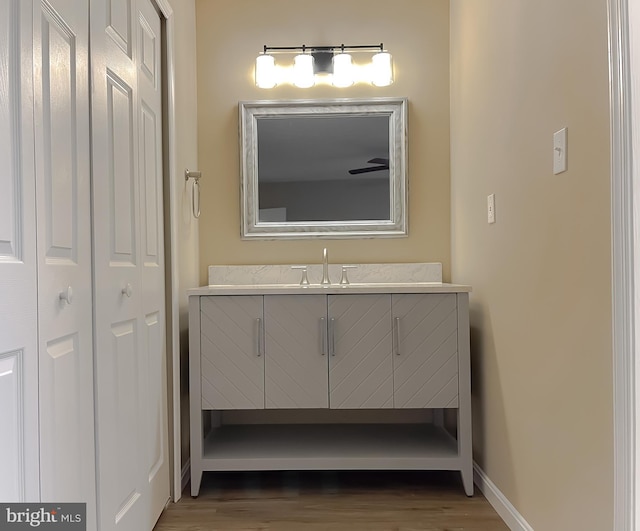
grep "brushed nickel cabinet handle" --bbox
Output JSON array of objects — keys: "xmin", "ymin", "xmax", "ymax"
[
  {"xmin": 330, "ymin": 317, "xmax": 336, "ymax": 356},
  {"xmin": 394, "ymin": 317, "xmax": 401, "ymax": 355},
  {"xmin": 256, "ymin": 318, "xmax": 264, "ymax": 357}
]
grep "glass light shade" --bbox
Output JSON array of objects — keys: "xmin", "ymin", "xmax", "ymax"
[
  {"xmin": 371, "ymin": 51, "xmax": 393, "ymax": 87},
  {"xmin": 293, "ymin": 54, "xmax": 315, "ymax": 88},
  {"xmin": 255, "ymin": 54, "xmax": 277, "ymax": 89},
  {"xmin": 332, "ymin": 53, "xmax": 354, "ymax": 87}
]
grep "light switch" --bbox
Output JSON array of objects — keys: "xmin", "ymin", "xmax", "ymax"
[
  {"xmin": 487, "ymin": 194, "xmax": 496, "ymax": 224},
  {"xmin": 554, "ymin": 127, "xmax": 568, "ymax": 174}
]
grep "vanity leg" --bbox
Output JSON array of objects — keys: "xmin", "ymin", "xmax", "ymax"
[
  {"xmin": 190, "ymin": 467, "xmax": 203, "ymax": 498},
  {"xmin": 460, "ymin": 467, "xmax": 474, "ymax": 497},
  {"xmin": 457, "ymin": 293, "xmax": 474, "ymax": 496},
  {"xmin": 189, "ymin": 296, "xmax": 204, "ymax": 497}
]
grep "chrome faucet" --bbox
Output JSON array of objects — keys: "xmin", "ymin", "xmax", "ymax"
[{"xmin": 321, "ymin": 247, "xmax": 331, "ymax": 285}]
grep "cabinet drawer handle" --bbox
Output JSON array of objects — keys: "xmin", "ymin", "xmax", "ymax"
[
  {"xmin": 256, "ymin": 318, "xmax": 264, "ymax": 357},
  {"xmin": 320, "ymin": 317, "xmax": 327, "ymax": 356},
  {"xmin": 394, "ymin": 317, "xmax": 401, "ymax": 355},
  {"xmin": 330, "ymin": 318, "xmax": 336, "ymax": 357}
]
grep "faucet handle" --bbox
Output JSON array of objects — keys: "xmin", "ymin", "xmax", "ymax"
[
  {"xmin": 291, "ymin": 266, "xmax": 310, "ymax": 286},
  {"xmin": 339, "ymin": 265, "xmax": 357, "ymax": 285}
]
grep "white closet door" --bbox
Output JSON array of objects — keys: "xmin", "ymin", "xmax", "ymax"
[
  {"xmin": 137, "ymin": 0, "xmax": 169, "ymax": 523},
  {"xmin": 91, "ymin": 0, "xmax": 168, "ymax": 528},
  {"xmin": 32, "ymin": 2, "xmax": 97, "ymax": 529},
  {"xmin": 0, "ymin": 0, "xmax": 40, "ymax": 503}
]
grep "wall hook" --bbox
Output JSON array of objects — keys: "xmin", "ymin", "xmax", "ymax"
[{"xmin": 185, "ymin": 169, "xmax": 201, "ymax": 218}]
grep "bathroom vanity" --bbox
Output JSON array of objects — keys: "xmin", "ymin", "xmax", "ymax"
[{"xmin": 188, "ymin": 269, "xmax": 472, "ymax": 497}]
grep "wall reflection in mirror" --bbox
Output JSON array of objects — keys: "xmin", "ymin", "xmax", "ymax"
[
  {"xmin": 240, "ymin": 98, "xmax": 407, "ymax": 239},
  {"xmin": 257, "ymin": 115, "xmax": 390, "ymax": 223}
]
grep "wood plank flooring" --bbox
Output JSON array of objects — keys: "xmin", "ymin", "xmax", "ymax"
[{"xmin": 154, "ymin": 470, "xmax": 508, "ymax": 531}]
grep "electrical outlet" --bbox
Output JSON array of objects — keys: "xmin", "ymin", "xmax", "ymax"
[{"xmin": 487, "ymin": 194, "xmax": 496, "ymax": 224}]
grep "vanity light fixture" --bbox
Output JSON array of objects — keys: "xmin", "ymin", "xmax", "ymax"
[
  {"xmin": 255, "ymin": 43, "xmax": 393, "ymax": 88},
  {"xmin": 332, "ymin": 46, "xmax": 354, "ymax": 88},
  {"xmin": 293, "ymin": 46, "xmax": 315, "ymax": 88},
  {"xmin": 255, "ymin": 53, "xmax": 277, "ymax": 89}
]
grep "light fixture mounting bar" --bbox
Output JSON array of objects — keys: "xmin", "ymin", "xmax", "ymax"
[{"xmin": 262, "ymin": 43, "xmax": 385, "ymax": 54}]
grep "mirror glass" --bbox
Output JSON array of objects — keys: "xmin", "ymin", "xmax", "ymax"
[{"xmin": 240, "ymin": 98, "xmax": 407, "ymax": 239}]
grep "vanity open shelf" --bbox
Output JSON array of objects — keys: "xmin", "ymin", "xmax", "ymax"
[
  {"xmin": 200, "ymin": 422, "xmax": 459, "ymax": 470},
  {"xmin": 188, "ymin": 282, "xmax": 473, "ymax": 497}
]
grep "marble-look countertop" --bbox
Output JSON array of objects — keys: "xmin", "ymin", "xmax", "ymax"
[
  {"xmin": 188, "ymin": 282, "xmax": 471, "ymax": 296},
  {"xmin": 208, "ymin": 262, "xmax": 444, "ymax": 287},
  {"xmin": 191, "ymin": 262, "xmax": 471, "ymax": 296}
]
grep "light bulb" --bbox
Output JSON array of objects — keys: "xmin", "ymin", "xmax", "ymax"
[
  {"xmin": 332, "ymin": 53, "xmax": 354, "ymax": 87},
  {"xmin": 255, "ymin": 54, "xmax": 277, "ymax": 89},
  {"xmin": 293, "ymin": 54, "xmax": 315, "ymax": 88},
  {"xmin": 371, "ymin": 51, "xmax": 393, "ymax": 87}
]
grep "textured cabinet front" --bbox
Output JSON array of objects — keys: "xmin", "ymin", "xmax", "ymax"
[
  {"xmin": 189, "ymin": 291, "xmax": 473, "ymax": 498},
  {"xmin": 200, "ymin": 296, "xmax": 264, "ymax": 409},
  {"xmin": 264, "ymin": 295, "xmax": 328, "ymax": 409},
  {"xmin": 328, "ymin": 294, "xmax": 393, "ymax": 409},
  {"xmin": 393, "ymin": 294, "xmax": 459, "ymax": 408}
]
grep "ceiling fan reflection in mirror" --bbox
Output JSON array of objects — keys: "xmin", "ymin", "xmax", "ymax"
[{"xmin": 348, "ymin": 157, "xmax": 390, "ymax": 175}]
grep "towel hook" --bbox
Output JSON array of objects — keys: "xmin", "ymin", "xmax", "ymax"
[{"xmin": 185, "ymin": 169, "xmax": 201, "ymax": 218}]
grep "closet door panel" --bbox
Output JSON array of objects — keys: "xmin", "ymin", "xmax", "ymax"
[
  {"xmin": 107, "ymin": 0, "xmax": 132, "ymax": 55},
  {"xmin": 107, "ymin": 73, "xmax": 137, "ymax": 264},
  {"xmin": 92, "ymin": 0, "xmax": 168, "ymax": 528},
  {"xmin": 0, "ymin": 351, "xmax": 27, "ymax": 501},
  {"xmin": 137, "ymin": 0, "xmax": 169, "ymax": 518},
  {"xmin": 92, "ymin": 0, "xmax": 146, "ymax": 526},
  {"xmin": 33, "ymin": 2, "xmax": 96, "ymax": 528},
  {"xmin": 109, "ymin": 319, "xmax": 142, "ymax": 507},
  {"xmin": 0, "ymin": 2, "xmax": 26, "ymax": 261},
  {"xmin": 0, "ymin": 0, "xmax": 41, "ymax": 503},
  {"xmin": 40, "ymin": 335, "xmax": 83, "ymax": 490},
  {"xmin": 39, "ymin": 3, "xmax": 77, "ymax": 261}
]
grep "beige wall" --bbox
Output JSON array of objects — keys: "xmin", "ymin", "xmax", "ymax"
[
  {"xmin": 168, "ymin": 0, "xmax": 199, "ymax": 471},
  {"xmin": 195, "ymin": 0, "xmax": 451, "ymax": 285},
  {"xmin": 450, "ymin": 1, "xmax": 613, "ymax": 529}
]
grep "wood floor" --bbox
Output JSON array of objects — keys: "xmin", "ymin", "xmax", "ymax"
[{"xmin": 154, "ymin": 470, "xmax": 508, "ymax": 531}]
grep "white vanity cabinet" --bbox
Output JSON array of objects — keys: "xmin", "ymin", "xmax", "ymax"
[
  {"xmin": 200, "ymin": 295, "xmax": 265, "ymax": 409},
  {"xmin": 392, "ymin": 294, "xmax": 460, "ymax": 408},
  {"xmin": 264, "ymin": 294, "xmax": 328, "ymax": 409},
  {"xmin": 328, "ymin": 294, "xmax": 394, "ymax": 408},
  {"xmin": 189, "ymin": 285, "xmax": 472, "ymax": 498}
]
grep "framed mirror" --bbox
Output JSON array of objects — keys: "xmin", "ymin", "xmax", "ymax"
[{"xmin": 239, "ymin": 98, "xmax": 408, "ymax": 239}]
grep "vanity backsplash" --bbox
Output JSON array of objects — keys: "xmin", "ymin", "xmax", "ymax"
[{"xmin": 208, "ymin": 262, "xmax": 442, "ymax": 286}]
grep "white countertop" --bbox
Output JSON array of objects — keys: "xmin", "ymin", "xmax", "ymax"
[{"xmin": 188, "ymin": 282, "xmax": 471, "ymax": 296}]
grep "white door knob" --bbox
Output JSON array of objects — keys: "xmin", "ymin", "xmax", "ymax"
[
  {"xmin": 121, "ymin": 283, "xmax": 133, "ymax": 298},
  {"xmin": 59, "ymin": 286, "xmax": 73, "ymax": 304}
]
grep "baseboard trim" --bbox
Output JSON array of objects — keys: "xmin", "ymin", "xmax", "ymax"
[
  {"xmin": 181, "ymin": 459, "xmax": 190, "ymax": 495},
  {"xmin": 473, "ymin": 462, "xmax": 534, "ymax": 531}
]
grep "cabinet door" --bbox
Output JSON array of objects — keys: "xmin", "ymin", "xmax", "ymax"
[
  {"xmin": 200, "ymin": 296, "xmax": 264, "ymax": 409},
  {"xmin": 328, "ymin": 295, "xmax": 393, "ymax": 409},
  {"xmin": 264, "ymin": 295, "xmax": 328, "ymax": 408},
  {"xmin": 392, "ymin": 294, "xmax": 459, "ymax": 408}
]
